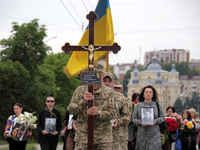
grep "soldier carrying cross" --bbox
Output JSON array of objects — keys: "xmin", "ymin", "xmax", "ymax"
[{"xmin": 63, "ymin": 10, "xmax": 121, "ymax": 150}]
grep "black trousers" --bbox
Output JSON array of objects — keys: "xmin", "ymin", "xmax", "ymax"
[
  {"xmin": 8, "ymin": 138, "xmax": 27, "ymax": 150},
  {"xmin": 40, "ymin": 141, "xmax": 58, "ymax": 150}
]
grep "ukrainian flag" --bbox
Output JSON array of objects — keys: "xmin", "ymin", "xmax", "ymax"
[{"xmin": 64, "ymin": 0, "xmax": 114, "ymax": 78}]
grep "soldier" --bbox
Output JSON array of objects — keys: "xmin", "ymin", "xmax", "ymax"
[
  {"xmin": 103, "ymin": 73, "xmax": 131, "ymax": 150},
  {"xmin": 67, "ymin": 63, "xmax": 116, "ymax": 150}
]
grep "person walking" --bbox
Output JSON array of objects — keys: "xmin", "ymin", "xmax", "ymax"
[
  {"xmin": 132, "ymin": 85, "xmax": 165, "ymax": 150},
  {"xmin": 4, "ymin": 103, "xmax": 31, "ymax": 150},
  {"xmin": 37, "ymin": 95, "xmax": 62, "ymax": 150}
]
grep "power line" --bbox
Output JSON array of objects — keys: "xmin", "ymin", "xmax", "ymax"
[
  {"xmin": 117, "ymin": 27, "xmax": 200, "ymax": 34},
  {"xmin": 88, "ymin": 0, "xmax": 94, "ymax": 10},
  {"xmin": 0, "ymin": 14, "xmax": 80, "ymax": 30},
  {"xmin": 81, "ymin": 0, "xmax": 89, "ymax": 12},
  {"xmin": 59, "ymin": 0, "xmax": 82, "ymax": 30},
  {"xmin": 68, "ymin": 0, "xmax": 84, "ymax": 22}
]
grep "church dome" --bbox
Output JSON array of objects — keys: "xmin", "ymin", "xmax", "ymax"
[{"xmin": 147, "ymin": 56, "xmax": 162, "ymax": 71}]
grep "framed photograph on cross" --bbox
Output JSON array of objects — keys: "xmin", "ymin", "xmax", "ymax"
[{"xmin": 141, "ymin": 107, "xmax": 154, "ymax": 125}]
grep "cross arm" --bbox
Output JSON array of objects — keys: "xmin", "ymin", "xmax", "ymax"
[
  {"xmin": 94, "ymin": 43, "xmax": 121, "ymax": 54},
  {"xmin": 62, "ymin": 43, "xmax": 88, "ymax": 54}
]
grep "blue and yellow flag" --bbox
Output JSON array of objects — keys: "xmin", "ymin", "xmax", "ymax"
[{"xmin": 64, "ymin": 0, "xmax": 114, "ymax": 78}]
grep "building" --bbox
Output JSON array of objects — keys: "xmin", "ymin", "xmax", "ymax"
[
  {"xmin": 179, "ymin": 76, "xmax": 200, "ymax": 98},
  {"xmin": 144, "ymin": 49, "xmax": 190, "ymax": 65},
  {"xmin": 127, "ymin": 56, "xmax": 180, "ymax": 112},
  {"xmin": 112, "ymin": 63, "xmax": 134, "ymax": 80}
]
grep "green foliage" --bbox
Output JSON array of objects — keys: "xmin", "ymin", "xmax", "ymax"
[
  {"xmin": 0, "ymin": 19, "xmax": 51, "ymax": 76},
  {"xmin": 42, "ymin": 53, "xmax": 80, "ymax": 117},
  {"xmin": 0, "ymin": 19, "xmax": 80, "ymax": 140},
  {"xmin": 160, "ymin": 62, "xmax": 200, "ymax": 76},
  {"xmin": 0, "ymin": 60, "xmax": 30, "ymax": 138}
]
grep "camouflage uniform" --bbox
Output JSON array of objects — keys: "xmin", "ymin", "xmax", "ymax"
[
  {"xmin": 67, "ymin": 84, "xmax": 116, "ymax": 150},
  {"xmin": 118, "ymin": 97, "xmax": 132, "ymax": 150},
  {"xmin": 104, "ymin": 74, "xmax": 131, "ymax": 150}
]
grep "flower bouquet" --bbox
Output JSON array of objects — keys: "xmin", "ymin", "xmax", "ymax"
[
  {"xmin": 15, "ymin": 112, "xmax": 37, "ymax": 130},
  {"xmin": 10, "ymin": 112, "xmax": 37, "ymax": 141},
  {"xmin": 161, "ymin": 114, "xmax": 181, "ymax": 145},
  {"xmin": 182, "ymin": 119, "xmax": 195, "ymax": 130},
  {"xmin": 194, "ymin": 118, "xmax": 200, "ymax": 129}
]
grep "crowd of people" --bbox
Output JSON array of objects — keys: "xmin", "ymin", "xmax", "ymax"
[{"xmin": 4, "ymin": 62, "xmax": 200, "ymax": 150}]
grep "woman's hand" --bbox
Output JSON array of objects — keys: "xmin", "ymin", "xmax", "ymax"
[
  {"xmin": 42, "ymin": 130, "xmax": 48, "ymax": 135},
  {"xmin": 6, "ymin": 134, "xmax": 12, "ymax": 138},
  {"xmin": 51, "ymin": 131, "xmax": 58, "ymax": 135}
]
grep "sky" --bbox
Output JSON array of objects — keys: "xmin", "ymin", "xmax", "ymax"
[{"xmin": 0, "ymin": 0, "xmax": 200, "ymax": 65}]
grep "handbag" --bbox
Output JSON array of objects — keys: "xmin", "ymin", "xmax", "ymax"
[
  {"xmin": 169, "ymin": 131, "xmax": 177, "ymax": 142},
  {"xmin": 156, "ymin": 102, "xmax": 167, "ymax": 134},
  {"xmin": 175, "ymin": 130, "xmax": 182, "ymax": 150}
]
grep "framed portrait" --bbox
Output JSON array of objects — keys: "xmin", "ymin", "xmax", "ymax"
[
  {"xmin": 45, "ymin": 118, "xmax": 56, "ymax": 133},
  {"xmin": 141, "ymin": 107, "xmax": 154, "ymax": 125},
  {"xmin": 10, "ymin": 122, "xmax": 27, "ymax": 141}
]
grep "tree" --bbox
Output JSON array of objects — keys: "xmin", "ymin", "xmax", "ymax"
[
  {"xmin": 0, "ymin": 19, "xmax": 51, "ymax": 76},
  {"xmin": 0, "ymin": 60, "xmax": 30, "ymax": 138},
  {"xmin": 41, "ymin": 52, "xmax": 80, "ymax": 118}
]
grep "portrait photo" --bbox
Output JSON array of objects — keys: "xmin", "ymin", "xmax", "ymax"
[{"xmin": 141, "ymin": 107, "xmax": 154, "ymax": 125}]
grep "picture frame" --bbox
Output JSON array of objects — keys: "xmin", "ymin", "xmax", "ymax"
[
  {"xmin": 10, "ymin": 122, "xmax": 27, "ymax": 141},
  {"xmin": 45, "ymin": 118, "xmax": 56, "ymax": 133},
  {"xmin": 141, "ymin": 107, "xmax": 154, "ymax": 125}
]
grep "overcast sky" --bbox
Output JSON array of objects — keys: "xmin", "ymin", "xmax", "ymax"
[{"xmin": 0, "ymin": 0, "xmax": 200, "ymax": 65}]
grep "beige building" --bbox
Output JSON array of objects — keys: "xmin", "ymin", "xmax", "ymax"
[
  {"xmin": 180, "ymin": 76, "xmax": 200, "ymax": 98},
  {"xmin": 144, "ymin": 49, "xmax": 190, "ymax": 65},
  {"xmin": 127, "ymin": 56, "xmax": 180, "ymax": 112}
]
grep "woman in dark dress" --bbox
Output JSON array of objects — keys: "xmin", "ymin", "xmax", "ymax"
[{"xmin": 62, "ymin": 110, "xmax": 77, "ymax": 150}]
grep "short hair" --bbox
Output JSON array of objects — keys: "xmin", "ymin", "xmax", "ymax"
[
  {"xmin": 139, "ymin": 85, "xmax": 158, "ymax": 102},
  {"xmin": 166, "ymin": 106, "xmax": 175, "ymax": 113},
  {"xmin": 132, "ymin": 93, "xmax": 140, "ymax": 102}
]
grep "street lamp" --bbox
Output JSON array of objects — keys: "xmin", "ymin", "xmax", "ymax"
[{"xmin": 44, "ymin": 36, "xmax": 58, "ymax": 43}]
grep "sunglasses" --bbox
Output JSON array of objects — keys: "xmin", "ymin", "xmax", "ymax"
[{"xmin": 46, "ymin": 100, "xmax": 55, "ymax": 103}]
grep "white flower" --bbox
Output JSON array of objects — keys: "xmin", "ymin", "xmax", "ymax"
[{"xmin": 15, "ymin": 112, "xmax": 37, "ymax": 129}]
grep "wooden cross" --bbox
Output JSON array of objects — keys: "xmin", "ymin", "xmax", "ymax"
[{"xmin": 62, "ymin": 11, "xmax": 121, "ymax": 150}]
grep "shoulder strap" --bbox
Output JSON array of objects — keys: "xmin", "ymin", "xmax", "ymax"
[
  {"xmin": 156, "ymin": 102, "xmax": 160, "ymax": 117},
  {"xmin": 45, "ymin": 108, "xmax": 57, "ymax": 118}
]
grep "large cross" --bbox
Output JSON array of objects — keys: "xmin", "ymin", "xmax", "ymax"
[{"xmin": 62, "ymin": 11, "xmax": 121, "ymax": 150}]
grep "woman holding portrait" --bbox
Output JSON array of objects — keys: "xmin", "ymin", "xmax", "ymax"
[
  {"xmin": 132, "ymin": 85, "xmax": 165, "ymax": 150},
  {"xmin": 4, "ymin": 103, "xmax": 31, "ymax": 150}
]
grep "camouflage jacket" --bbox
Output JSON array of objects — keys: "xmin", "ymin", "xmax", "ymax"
[
  {"xmin": 67, "ymin": 85, "xmax": 116, "ymax": 144},
  {"xmin": 113, "ymin": 92, "xmax": 131, "ymax": 142}
]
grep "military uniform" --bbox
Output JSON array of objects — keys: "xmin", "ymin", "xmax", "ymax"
[
  {"xmin": 118, "ymin": 97, "xmax": 132, "ymax": 150},
  {"xmin": 112, "ymin": 92, "xmax": 131, "ymax": 150},
  {"xmin": 68, "ymin": 84, "xmax": 116, "ymax": 150},
  {"xmin": 104, "ymin": 75, "xmax": 131, "ymax": 150}
]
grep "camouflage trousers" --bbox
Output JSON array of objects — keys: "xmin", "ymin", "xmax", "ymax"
[
  {"xmin": 120, "ymin": 140, "xmax": 128, "ymax": 150},
  {"xmin": 112, "ymin": 141, "xmax": 120, "ymax": 150},
  {"xmin": 75, "ymin": 142, "xmax": 112, "ymax": 150}
]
